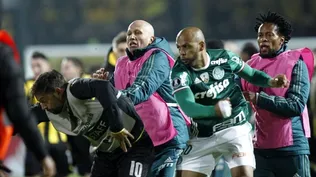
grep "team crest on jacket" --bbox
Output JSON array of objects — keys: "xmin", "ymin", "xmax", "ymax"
[{"xmin": 212, "ymin": 66, "xmax": 225, "ymax": 80}]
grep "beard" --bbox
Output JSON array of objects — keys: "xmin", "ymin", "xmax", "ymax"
[
  {"xmin": 180, "ymin": 58, "xmax": 194, "ymax": 66},
  {"xmin": 259, "ymin": 44, "xmax": 285, "ymax": 58},
  {"xmin": 47, "ymin": 105, "xmax": 64, "ymax": 114},
  {"xmin": 47, "ymin": 97, "xmax": 65, "ymax": 114},
  {"xmin": 259, "ymin": 49, "xmax": 278, "ymax": 58}
]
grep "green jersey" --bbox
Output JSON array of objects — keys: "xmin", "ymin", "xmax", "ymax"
[{"xmin": 171, "ymin": 49, "xmax": 250, "ymax": 137}]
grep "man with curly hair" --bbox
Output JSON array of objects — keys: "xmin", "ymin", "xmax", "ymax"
[{"xmin": 241, "ymin": 11, "xmax": 314, "ymax": 177}]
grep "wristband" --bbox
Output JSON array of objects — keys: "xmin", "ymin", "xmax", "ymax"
[{"xmin": 111, "ymin": 128, "xmax": 126, "ymax": 135}]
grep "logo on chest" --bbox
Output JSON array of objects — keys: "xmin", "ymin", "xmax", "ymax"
[
  {"xmin": 194, "ymin": 79, "xmax": 230, "ymax": 99},
  {"xmin": 210, "ymin": 58, "xmax": 228, "ymax": 66},
  {"xmin": 198, "ymin": 66, "xmax": 225, "ymax": 83},
  {"xmin": 200, "ymin": 72, "xmax": 210, "ymax": 83},
  {"xmin": 212, "ymin": 66, "xmax": 225, "ymax": 80},
  {"xmin": 85, "ymin": 119, "xmax": 109, "ymax": 141}
]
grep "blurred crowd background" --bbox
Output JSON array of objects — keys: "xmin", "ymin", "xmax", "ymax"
[{"xmin": 2, "ymin": 0, "xmax": 316, "ymax": 78}]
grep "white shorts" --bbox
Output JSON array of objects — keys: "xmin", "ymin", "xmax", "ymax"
[{"xmin": 177, "ymin": 123, "xmax": 256, "ymax": 176}]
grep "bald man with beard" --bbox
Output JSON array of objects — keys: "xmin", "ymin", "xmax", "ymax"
[
  {"xmin": 94, "ymin": 20, "xmax": 190, "ymax": 177},
  {"xmin": 171, "ymin": 27, "xmax": 289, "ymax": 177}
]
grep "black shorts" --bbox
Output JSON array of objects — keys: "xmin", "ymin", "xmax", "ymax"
[
  {"xmin": 255, "ymin": 152, "xmax": 311, "ymax": 177},
  {"xmin": 91, "ymin": 133, "xmax": 155, "ymax": 177},
  {"xmin": 68, "ymin": 135, "xmax": 92, "ymax": 175}
]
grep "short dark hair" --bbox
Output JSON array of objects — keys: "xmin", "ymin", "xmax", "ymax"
[
  {"xmin": 62, "ymin": 57, "xmax": 84, "ymax": 73},
  {"xmin": 31, "ymin": 70, "xmax": 67, "ymax": 96},
  {"xmin": 112, "ymin": 31, "xmax": 127, "ymax": 47},
  {"xmin": 254, "ymin": 11, "xmax": 293, "ymax": 44},
  {"xmin": 206, "ymin": 39, "xmax": 224, "ymax": 49},
  {"xmin": 241, "ymin": 42, "xmax": 258, "ymax": 56},
  {"xmin": 32, "ymin": 51, "xmax": 48, "ymax": 60}
]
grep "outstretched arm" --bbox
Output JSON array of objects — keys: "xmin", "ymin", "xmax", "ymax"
[
  {"xmin": 237, "ymin": 64, "xmax": 272, "ymax": 87},
  {"xmin": 226, "ymin": 52, "xmax": 273, "ymax": 87},
  {"xmin": 122, "ymin": 51, "xmax": 170, "ymax": 105}
]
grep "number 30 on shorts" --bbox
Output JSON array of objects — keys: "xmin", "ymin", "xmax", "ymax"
[{"xmin": 129, "ymin": 161, "xmax": 143, "ymax": 177}]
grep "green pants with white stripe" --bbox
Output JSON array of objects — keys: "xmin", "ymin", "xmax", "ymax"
[{"xmin": 254, "ymin": 153, "xmax": 311, "ymax": 177}]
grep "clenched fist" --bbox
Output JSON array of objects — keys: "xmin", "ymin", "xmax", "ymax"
[
  {"xmin": 215, "ymin": 98, "xmax": 232, "ymax": 118},
  {"xmin": 269, "ymin": 74, "xmax": 289, "ymax": 88}
]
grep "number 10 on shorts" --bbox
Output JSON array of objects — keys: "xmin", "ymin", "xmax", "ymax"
[{"xmin": 129, "ymin": 160, "xmax": 143, "ymax": 177}]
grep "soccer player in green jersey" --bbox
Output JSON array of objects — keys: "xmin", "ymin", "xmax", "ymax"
[{"xmin": 172, "ymin": 27, "xmax": 289, "ymax": 177}]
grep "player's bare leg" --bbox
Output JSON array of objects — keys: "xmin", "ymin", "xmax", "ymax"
[{"xmin": 230, "ymin": 165, "xmax": 253, "ymax": 177}]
